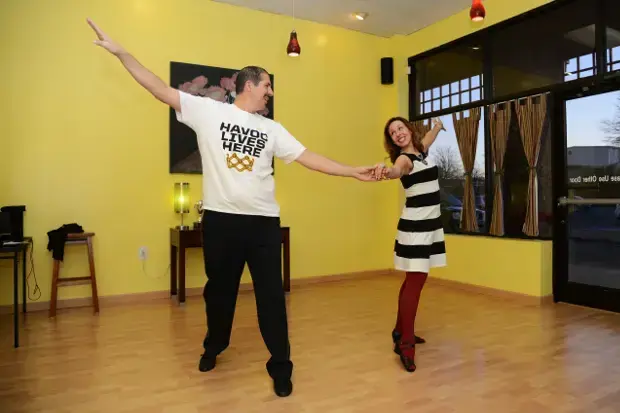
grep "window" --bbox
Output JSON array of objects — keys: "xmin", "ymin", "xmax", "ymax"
[
  {"xmin": 407, "ymin": 0, "xmax": 618, "ymax": 240},
  {"xmin": 607, "ymin": 47, "xmax": 620, "ymax": 72},
  {"xmin": 425, "ymin": 108, "xmax": 486, "ymax": 234},
  {"xmin": 564, "ymin": 52, "xmax": 596, "ymax": 81},
  {"xmin": 491, "ymin": 0, "xmax": 597, "ymax": 97},
  {"xmin": 501, "ymin": 97, "xmax": 553, "ymax": 238},
  {"xmin": 605, "ymin": 0, "xmax": 620, "ymax": 72},
  {"xmin": 419, "ymin": 75, "xmax": 484, "ymax": 115},
  {"xmin": 414, "ymin": 41, "xmax": 484, "ymax": 116}
]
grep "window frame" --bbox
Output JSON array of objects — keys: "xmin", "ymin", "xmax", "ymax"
[{"xmin": 407, "ymin": 0, "xmax": 613, "ymax": 241}]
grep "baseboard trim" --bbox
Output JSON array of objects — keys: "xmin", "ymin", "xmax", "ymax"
[
  {"xmin": 0, "ymin": 270, "xmax": 553, "ymax": 314},
  {"xmin": 426, "ymin": 276, "xmax": 554, "ymax": 306},
  {"xmin": 0, "ymin": 290, "xmax": 174, "ymax": 315},
  {"xmin": 0, "ymin": 269, "xmax": 397, "ymax": 315}
]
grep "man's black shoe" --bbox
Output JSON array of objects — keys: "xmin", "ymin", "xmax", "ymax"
[
  {"xmin": 273, "ymin": 377, "xmax": 293, "ymax": 397},
  {"xmin": 198, "ymin": 353, "xmax": 216, "ymax": 372}
]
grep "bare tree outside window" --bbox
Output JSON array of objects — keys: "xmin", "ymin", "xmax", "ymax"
[
  {"xmin": 432, "ymin": 145, "xmax": 463, "ymax": 180},
  {"xmin": 601, "ymin": 95, "xmax": 620, "ymax": 146}
]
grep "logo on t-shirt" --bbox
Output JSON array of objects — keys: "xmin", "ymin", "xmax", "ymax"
[
  {"xmin": 226, "ymin": 153, "xmax": 254, "ymax": 172},
  {"xmin": 220, "ymin": 122, "xmax": 268, "ymax": 172}
]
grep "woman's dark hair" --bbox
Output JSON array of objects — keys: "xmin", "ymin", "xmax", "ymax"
[{"xmin": 383, "ymin": 116, "xmax": 425, "ymax": 164}]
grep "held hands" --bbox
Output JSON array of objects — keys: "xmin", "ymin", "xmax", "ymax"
[
  {"xmin": 373, "ymin": 163, "xmax": 390, "ymax": 181},
  {"xmin": 350, "ymin": 164, "xmax": 390, "ymax": 182},
  {"xmin": 87, "ymin": 18, "xmax": 125, "ymax": 56},
  {"xmin": 351, "ymin": 166, "xmax": 378, "ymax": 182}
]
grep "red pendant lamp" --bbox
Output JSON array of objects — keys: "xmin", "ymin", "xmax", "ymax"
[
  {"xmin": 287, "ymin": 30, "xmax": 300, "ymax": 57},
  {"xmin": 470, "ymin": 0, "xmax": 486, "ymax": 22},
  {"xmin": 287, "ymin": 0, "xmax": 300, "ymax": 57}
]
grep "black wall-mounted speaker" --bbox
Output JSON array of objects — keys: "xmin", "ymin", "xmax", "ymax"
[{"xmin": 380, "ymin": 57, "xmax": 394, "ymax": 85}]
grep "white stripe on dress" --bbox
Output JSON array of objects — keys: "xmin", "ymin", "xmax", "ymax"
[
  {"xmin": 397, "ymin": 228, "xmax": 445, "ymax": 246},
  {"xmin": 404, "ymin": 179, "xmax": 440, "ymax": 198},
  {"xmin": 394, "ymin": 252, "xmax": 447, "ymax": 273},
  {"xmin": 400, "ymin": 205, "xmax": 442, "ymax": 221}
]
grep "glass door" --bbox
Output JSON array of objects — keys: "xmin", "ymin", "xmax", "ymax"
[{"xmin": 554, "ymin": 85, "xmax": 620, "ymax": 313}]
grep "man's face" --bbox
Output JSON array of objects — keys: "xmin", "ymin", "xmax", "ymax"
[{"xmin": 249, "ymin": 73, "xmax": 273, "ymax": 112}]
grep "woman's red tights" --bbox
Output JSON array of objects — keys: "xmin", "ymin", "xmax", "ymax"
[{"xmin": 394, "ymin": 271, "xmax": 427, "ymax": 359}]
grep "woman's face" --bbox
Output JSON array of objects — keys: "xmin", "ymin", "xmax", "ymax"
[{"xmin": 388, "ymin": 120, "xmax": 412, "ymax": 149}]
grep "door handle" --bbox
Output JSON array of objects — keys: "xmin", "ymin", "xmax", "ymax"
[{"xmin": 557, "ymin": 196, "xmax": 620, "ymax": 206}]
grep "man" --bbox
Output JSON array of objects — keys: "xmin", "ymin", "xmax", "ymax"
[{"xmin": 87, "ymin": 19, "xmax": 376, "ymax": 397}]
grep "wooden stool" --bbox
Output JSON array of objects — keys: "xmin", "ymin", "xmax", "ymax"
[{"xmin": 49, "ymin": 232, "xmax": 99, "ymax": 317}]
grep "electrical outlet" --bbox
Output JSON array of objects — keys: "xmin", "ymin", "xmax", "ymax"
[{"xmin": 138, "ymin": 246, "xmax": 148, "ymax": 261}]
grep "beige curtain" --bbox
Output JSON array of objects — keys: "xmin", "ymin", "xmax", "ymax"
[
  {"xmin": 411, "ymin": 119, "xmax": 431, "ymax": 143},
  {"xmin": 515, "ymin": 94, "xmax": 548, "ymax": 237},
  {"xmin": 488, "ymin": 103, "xmax": 512, "ymax": 236},
  {"xmin": 452, "ymin": 107, "xmax": 481, "ymax": 232}
]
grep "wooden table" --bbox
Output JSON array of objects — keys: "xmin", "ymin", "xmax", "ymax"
[{"xmin": 170, "ymin": 226, "xmax": 290, "ymax": 304}]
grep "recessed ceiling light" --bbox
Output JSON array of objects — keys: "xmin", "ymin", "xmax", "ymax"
[{"xmin": 353, "ymin": 12, "xmax": 368, "ymax": 21}]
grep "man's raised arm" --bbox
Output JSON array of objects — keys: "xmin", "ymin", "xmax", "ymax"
[{"xmin": 87, "ymin": 18, "xmax": 180, "ymax": 112}]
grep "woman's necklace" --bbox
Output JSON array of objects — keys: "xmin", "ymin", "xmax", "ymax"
[{"xmin": 404, "ymin": 151, "xmax": 428, "ymax": 165}]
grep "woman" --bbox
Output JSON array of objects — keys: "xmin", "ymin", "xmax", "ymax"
[{"xmin": 375, "ymin": 116, "xmax": 446, "ymax": 372}]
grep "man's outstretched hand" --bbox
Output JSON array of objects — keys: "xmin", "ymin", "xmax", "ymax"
[
  {"xmin": 85, "ymin": 18, "xmax": 181, "ymax": 111},
  {"xmin": 87, "ymin": 18, "xmax": 125, "ymax": 56}
]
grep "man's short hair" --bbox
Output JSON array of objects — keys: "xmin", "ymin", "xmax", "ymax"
[{"xmin": 235, "ymin": 66, "xmax": 269, "ymax": 95}]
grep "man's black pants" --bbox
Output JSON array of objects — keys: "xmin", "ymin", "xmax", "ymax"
[{"xmin": 201, "ymin": 209, "xmax": 292, "ymax": 379}]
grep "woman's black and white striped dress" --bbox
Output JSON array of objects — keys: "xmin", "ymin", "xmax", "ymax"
[{"xmin": 394, "ymin": 152, "xmax": 447, "ymax": 273}]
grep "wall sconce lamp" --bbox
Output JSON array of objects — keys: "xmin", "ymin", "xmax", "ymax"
[{"xmin": 174, "ymin": 182, "xmax": 190, "ymax": 230}]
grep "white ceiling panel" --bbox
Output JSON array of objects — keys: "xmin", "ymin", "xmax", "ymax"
[{"xmin": 211, "ymin": 0, "xmax": 476, "ymax": 38}]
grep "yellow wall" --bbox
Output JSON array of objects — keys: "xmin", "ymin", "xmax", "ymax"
[
  {"xmin": 430, "ymin": 236, "xmax": 553, "ymax": 297},
  {"xmin": 1, "ymin": 0, "xmax": 558, "ymax": 307},
  {"xmin": 0, "ymin": 18, "xmax": 8, "ymax": 207},
  {"xmin": 388, "ymin": 0, "xmax": 555, "ymax": 297},
  {"xmin": 0, "ymin": 0, "xmax": 400, "ymax": 306}
]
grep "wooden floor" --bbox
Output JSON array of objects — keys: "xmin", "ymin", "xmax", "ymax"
[{"xmin": 2, "ymin": 275, "xmax": 620, "ymax": 413}]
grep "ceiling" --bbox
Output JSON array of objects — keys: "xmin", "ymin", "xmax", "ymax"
[{"xmin": 211, "ymin": 0, "xmax": 477, "ymax": 38}]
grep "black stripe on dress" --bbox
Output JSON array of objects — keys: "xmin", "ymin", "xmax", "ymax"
[
  {"xmin": 400, "ymin": 165, "xmax": 439, "ymax": 189},
  {"xmin": 405, "ymin": 190, "xmax": 441, "ymax": 208},
  {"xmin": 397, "ymin": 217, "xmax": 443, "ymax": 233},
  {"xmin": 394, "ymin": 241, "xmax": 446, "ymax": 259}
]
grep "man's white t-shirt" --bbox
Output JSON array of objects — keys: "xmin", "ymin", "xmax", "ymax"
[{"xmin": 175, "ymin": 91, "xmax": 306, "ymax": 217}]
